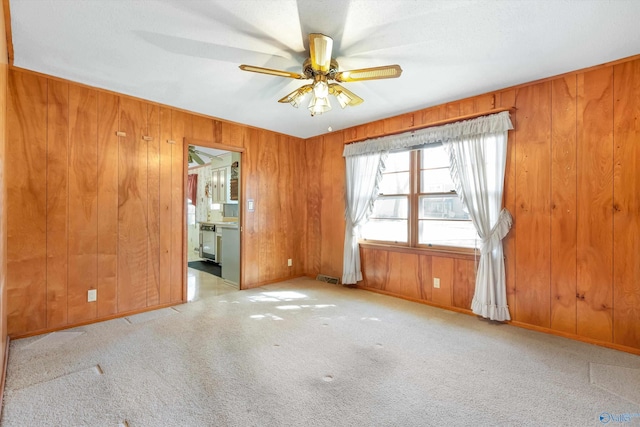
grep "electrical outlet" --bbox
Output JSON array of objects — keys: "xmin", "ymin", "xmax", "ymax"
[
  {"xmin": 87, "ymin": 289, "xmax": 97, "ymax": 302},
  {"xmin": 287, "ymin": 258, "xmax": 292, "ymax": 267},
  {"xmin": 433, "ymin": 278, "xmax": 440, "ymax": 289}
]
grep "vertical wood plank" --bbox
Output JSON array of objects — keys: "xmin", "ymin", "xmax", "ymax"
[
  {"xmin": 360, "ymin": 247, "xmax": 389, "ymax": 290},
  {"xmin": 158, "ymin": 107, "xmax": 172, "ymax": 303},
  {"xmin": 306, "ymin": 136, "xmax": 323, "ymax": 277},
  {"xmin": 257, "ymin": 131, "xmax": 278, "ymax": 282},
  {"xmin": 514, "ymin": 82, "xmax": 551, "ymax": 328},
  {"xmin": 146, "ymin": 104, "xmax": 160, "ymax": 306},
  {"xmin": 612, "ymin": 60, "xmax": 640, "ymax": 347},
  {"xmin": 46, "ymin": 80, "xmax": 69, "ymax": 328},
  {"xmin": 550, "ymin": 76, "xmax": 578, "ymax": 334},
  {"xmin": 385, "ymin": 252, "xmax": 420, "ymax": 299},
  {"xmin": 418, "ymin": 255, "xmax": 433, "ymax": 301},
  {"xmin": 326, "ymin": 132, "xmax": 346, "ymax": 279},
  {"xmin": 118, "ymin": 97, "xmax": 148, "ymax": 312},
  {"xmin": 191, "ymin": 115, "xmax": 213, "ymax": 141},
  {"xmin": 6, "ymin": 71, "xmax": 48, "ymax": 335},
  {"xmin": 576, "ymin": 67, "xmax": 614, "ymax": 342},
  {"xmin": 96, "ymin": 92, "xmax": 119, "ymax": 316},
  {"xmin": 453, "ymin": 258, "xmax": 475, "ymax": 310},
  {"xmin": 290, "ymin": 137, "xmax": 307, "ymax": 276},
  {"xmin": 67, "ymin": 85, "xmax": 98, "ymax": 324},
  {"xmin": 432, "ymin": 256, "xmax": 453, "ymax": 306},
  {"xmin": 277, "ymin": 135, "xmax": 292, "ymax": 278},
  {"xmin": 170, "ymin": 110, "xmax": 187, "ymax": 302},
  {"xmin": 499, "ymin": 90, "xmax": 517, "ymax": 319},
  {"xmin": 241, "ymin": 128, "xmax": 260, "ymax": 287}
]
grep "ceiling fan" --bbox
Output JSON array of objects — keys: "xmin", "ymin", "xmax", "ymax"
[
  {"xmin": 188, "ymin": 145, "xmax": 223, "ymax": 165},
  {"xmin": 239, "ymin": 33, "xmax": 402, "ymax": 116}
]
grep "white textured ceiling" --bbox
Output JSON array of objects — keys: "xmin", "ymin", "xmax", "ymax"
[{"xmin": 9, "ymin": 0, "xmax": 640, "ymax": 139}]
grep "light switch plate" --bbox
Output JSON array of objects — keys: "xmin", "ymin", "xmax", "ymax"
[
  {"xmin": 88, "ymin": 289, "xmax": 97, "ymax": 302},
  {"xmin": 433, "ymin": 278, "xmax": 440, "ymax": 289},
  {"xmin": 287, "ymin": 259, "xmax": 292, "ymax": 267},
  {"xmin": 247, "ymin": 199, "xmax": 255, "ymax": 212}
]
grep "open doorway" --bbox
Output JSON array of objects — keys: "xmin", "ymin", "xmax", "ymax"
[{"xmin": 185, "ymin": 143, "xmax": 242, "ymax": 301}]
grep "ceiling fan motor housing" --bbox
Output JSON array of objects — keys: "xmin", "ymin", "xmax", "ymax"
[{"xmin": 303, "ymin": 58, "xmax": 340, "ymax": 79}]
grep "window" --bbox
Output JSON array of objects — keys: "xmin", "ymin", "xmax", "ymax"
[{"xmin": 361, "ymin": 144, "xmax": 479, "ymax": 249}]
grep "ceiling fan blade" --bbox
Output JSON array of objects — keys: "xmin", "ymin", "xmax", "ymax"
[
  {"xmin": 278, "ymin": 84, "xmax": 313, "ymax": 106},
  {"xmin": 239, "ymin": 65, "xmax": 305, "ymax": 79},
  {"xmin": 334, "ymin": 65, "xmax": 403, "ymax": 82},
  {"xmin": 329, "ymin": 84, "xmax": 363, "ymax": 107},
  {"xmin": 309, "ymin": 33, "xmax": 333, "ymax": 73},
  {"xmin": 190, "ymin": 152, "xmax": 205, "ymax": 165}
]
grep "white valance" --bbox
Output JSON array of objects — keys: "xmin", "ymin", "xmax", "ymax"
[{"xmin": 343, "ymin": 110, "xmax": 513, "ymax": 157}]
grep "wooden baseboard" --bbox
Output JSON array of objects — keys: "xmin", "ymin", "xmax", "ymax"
[
  {"xmin": 0, "ymin": 336, "xmax": 9, "ymax": 419},
  {"xmin": 241, "ymin": 274, "xmax": 307, "ymax": 290}
]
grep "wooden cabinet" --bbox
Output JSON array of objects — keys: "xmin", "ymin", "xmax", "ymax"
[{"xmin": 211, "ymin": 166, "xmax": 229, "ymax": 204}]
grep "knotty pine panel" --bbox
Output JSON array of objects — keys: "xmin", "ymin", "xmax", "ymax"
[
  {"xmin": 499, "ymin": 90, "xmax": 517, "ymax": 318},
  {"xmin": 170, "ymin": 110, "xmax": 187, "ymax": 302},
  {"xmin": 612, "ymin": 60, "xmax": 640, "ymax": 348},
  {"xmin": 6, "ymin": 71, "xmax": 48, "ymax": 335},
  {"xmin": 305, "ymin": 136, "xmax": 323, "ymax": 277},
  {"xmin": 46, "ymin": 80, "xmax": 69, "ymax": 328},
  {"xmin": 118, "ymin": 98, "xmax": 149, "ymax": 312},
  {"xmin": 514, "ymin": 82, "xmax": 552, "ymax": 328},
  {"xmin": 158, "ymin": 107, "xmax": 173, "ymax": 303},
  {"xmin": 432, "ymin": 256, "xmax": 453, "ymax": 307},
  {"xmin": 550, "ymin": 76, "xmax": 578, "ymax": 334},
  {"xmin": 146, "ymin": 105, "xmax": 161, "ymax": 306},
  {"xmin": 67, "ymin": 85, "xmax": 99, "ymax": 324},
  {"xmin": 97, "ymin": 92, "xmax": 119, "ymax": 316},
  {"xmin": 289, "ymin": 136, "xmax": 308, "ymax": 276},
  {"xmin": 576, "ymin": 67, "xmax": 614, "ymax": 342}
]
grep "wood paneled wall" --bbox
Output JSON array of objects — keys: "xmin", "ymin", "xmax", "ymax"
[
  {"xmin": 5, "ymin": 68, "xmax": 308, "ymax": 337},
  {"xmin": 309, "ymin": 56, "xmax": 640, "ymax": 353},
  {"xmin": 305, "ymin": 132, "xmax": 345, "ymax": 280},
  {"xmin": 0, "ymin": 0, "xmax": 8, "ymax": 392}
]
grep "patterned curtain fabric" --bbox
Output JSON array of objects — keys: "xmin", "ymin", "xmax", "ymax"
[{"xmin": 187, "ymin": 174, "xmax": 198, "ymax": 206}]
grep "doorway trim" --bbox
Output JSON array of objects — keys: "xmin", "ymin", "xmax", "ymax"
[{"xmin": 183, "ymin": 137, "xmax": 246, "ymax": 291}]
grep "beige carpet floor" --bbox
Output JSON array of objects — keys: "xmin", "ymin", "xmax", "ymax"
[{"xmin": 2, "ymin": 273, "xmax": 640, "ymax": 426}]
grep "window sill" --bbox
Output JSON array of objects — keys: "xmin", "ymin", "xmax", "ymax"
[{"xmin": 359, "ymin": 241, "xmax": 478, "ymax": 260}]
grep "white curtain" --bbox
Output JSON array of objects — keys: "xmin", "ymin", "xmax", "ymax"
[
  {"xmin": 342, "ymin": 111, "xmax": 513, "ymax": 317},
  {"xmin": 342, "ymin": 152, "xmax": 387, "ymax": 284},
  {"xmin": 443, "ymin": 132, "xmax": 512, "ymax": 321}
]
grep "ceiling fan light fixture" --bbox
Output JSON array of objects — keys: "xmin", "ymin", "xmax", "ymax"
[
  {"xmin": 334, "ymin": 91, "xmax": 351, "ymax": 109},
  {"xmin": 308, "ymin": 93, "xmax": 331, "ymax": 116}
]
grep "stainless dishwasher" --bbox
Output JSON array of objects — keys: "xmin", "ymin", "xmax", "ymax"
[{"xmin": 199, "ymin": 223, "xmax": 217, "ymax": 262}]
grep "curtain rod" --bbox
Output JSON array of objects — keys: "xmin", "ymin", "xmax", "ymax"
[{"xmin": 345, "ymin": 107, "xmax": 515, "ymax": 144}]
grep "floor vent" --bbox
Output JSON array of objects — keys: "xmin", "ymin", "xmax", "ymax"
[{"xmin": 316, "ymin": 274, "xmax": 340, "ymax": 285}]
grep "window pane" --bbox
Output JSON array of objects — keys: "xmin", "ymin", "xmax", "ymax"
[
  {"xmin": 419, "ymin": 195, "xmax": 469, "ymax": 220},
  {"xmin": 361, "ymin": 219, "xmax": 408, "ymax": 243},
  {"xmin": 384, "ymin": 151, "xmax": 410, "ymax": 173},
  {"xmin": 371, "ymin": 196, "xmax": 408, "ymax": 219},
  {"xmin": 420, "ymin": 168, "xmax": 455, "ymax": 193},
  {"xmin": 379, "ymin": 171, "xmax": 410, "ymax": 195},
  {"xmin": 421, "ymin": 144, "xmax": 449, "ymax": 169},
  {"xmin": 418, "ymin": 220, "xmax": 478, "ymax": 248}
]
